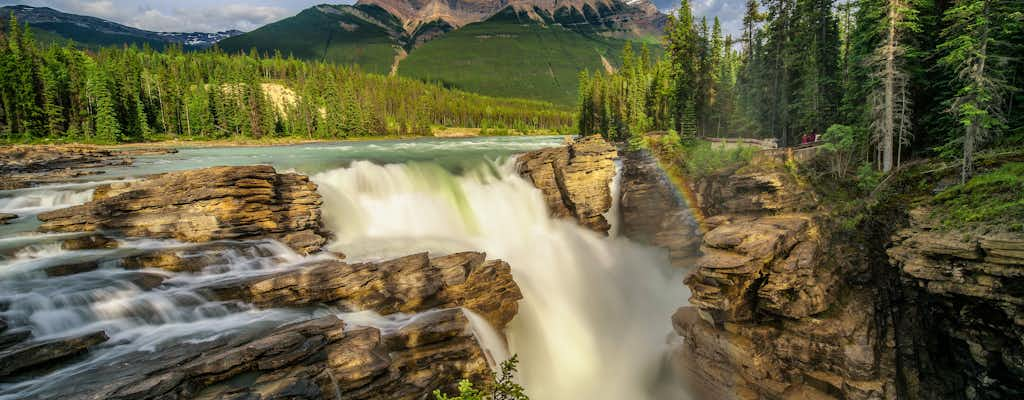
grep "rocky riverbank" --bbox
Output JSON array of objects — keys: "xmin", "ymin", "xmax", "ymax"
[
  {"xmin": 0, "ymin": 161, "xmax": 524, "ymax": 399},
  {"xmin": 0, "ymin": 145, "xmax": 176, "ymax": 190},
  {"xmin": 517, "ymin": 135, "xmax": 618, "ymax": 234}
]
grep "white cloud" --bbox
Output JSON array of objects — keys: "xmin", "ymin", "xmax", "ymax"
[{"xmin": 0, "ymin": 0, "xmax": 314, "ymax": 32}]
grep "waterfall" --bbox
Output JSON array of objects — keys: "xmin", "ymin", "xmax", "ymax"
[{"xmin": 314, "ymin": 158, "xmax": 691, "ymax": 399}]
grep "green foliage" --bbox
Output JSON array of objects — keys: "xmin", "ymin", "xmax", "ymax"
[
  {"xmin": 433, "ymin": 355, "xmax": 528, "ymax": 400},
  {"xmin": 0, "ymin": 21, "xmax": 573, "ymax": 143},
  {"xmin": 219, "ymin": 5, "xmax": 400, "ymax": 75},
  {"xmin": 821, "ymin": 124, "xmax": 870, "ymax": 178},
  {"xmin": 680, "ymin": 140, "xmax": 756, "ymax": 179},
  {"xmin": 931, "ymin": 162, "xmax": 1024, "ymax": 230},
  {"xmin": 855, "ymin": 163, "xmax": 884, "ymax": 193},
  {"xmin": 400, "ymin": 10, "xmax": 644, "ymax": 106}
]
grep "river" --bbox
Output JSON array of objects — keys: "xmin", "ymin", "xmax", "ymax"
[{"xmin": 0, "ymin": 137, "xmax": 695, "ymax": 399}]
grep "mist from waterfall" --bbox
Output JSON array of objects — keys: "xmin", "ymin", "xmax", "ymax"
[{"xmin": 314, "ymin": 158, "xmax": 692, "ymax": 399}]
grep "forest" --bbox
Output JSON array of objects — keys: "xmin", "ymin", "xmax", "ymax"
[
  {"xmin": 0, "ymin": 16, "xmax": 575, "ymax": 144},
  {"xmin": 579, "ymin": 0, "xmax": 1023, "ymax": 181}
]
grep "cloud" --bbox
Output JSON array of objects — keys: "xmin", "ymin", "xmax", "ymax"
[{"xmin": 0, "ymin": 0, "xmax": 311, "ymax": 32}]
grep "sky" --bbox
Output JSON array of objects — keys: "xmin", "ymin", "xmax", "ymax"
[{"xmin": 0, "ymin": 0, "xmax": 745, "ymax": 36}]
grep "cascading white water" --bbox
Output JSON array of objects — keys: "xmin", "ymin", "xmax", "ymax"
[
  {"xmin": 0, "ymin": 188, "xmax": 94, "ymax": 215},
  {"xmin": 314, "ymin": 159, "xmax": 691, "ymax": 399}
]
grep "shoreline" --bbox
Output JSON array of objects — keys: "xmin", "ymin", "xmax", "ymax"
[{"xmin": 1, "ymin": 131, "xmax": 566, "ymax": 150}]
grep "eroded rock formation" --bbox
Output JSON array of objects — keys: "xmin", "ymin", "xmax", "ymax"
[
  {"xmin": 675, "ymin": 153, "xmax": 1024, "ymax": 399},
  {"xmin": 23, "ymin": 309, "xmax": 491, "ymax": 400},
  {"xmin": 207, "ymin": 252, "xmax": 521, "ymax": 329},
  {"xmin": 37, "ymin": 165, "xmax": 327, "ymax": 254},
  {"xmin": 674, "ymin": 158, "xmax": 897, "ymax": 399},
  {"xmin": 888, "ymin": 210, "xmax": 1024, "ymax": 398},
  {"xmin": 0, "ymin": 145, "xmax": 176, "ymax": 189},
  {"xmin": 517, "ymin": 135, "xmax": 618, "ymax": 233},
  {"xmin": 617, "ymin": 146, "xmax": 700, "ymax": 267}
]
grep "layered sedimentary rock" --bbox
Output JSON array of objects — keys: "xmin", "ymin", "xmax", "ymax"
[
  {"xmin": 517, "ymin": 135, "xmax": 618, "ymax": 233},
  {"xmin": 208, "ymin": 252, "xmax": 522, "ymax": 329},
  {"xmin": 24, "ymin": 310, "xmax": 492, "ymax": 400},
  {"xmin": 888, "ymin": 210, "xmax": 1024, "ymax": 398},
  {"xmin": 617, "ymin": 146, "xmax": 700, "ymax": 267},
  {"xmin": 0, "ymin": 145, "xmax": 176, "ymax": 189},
  {"xmin": 37, "ymin": 165, "xmax": 327, "ymax": 254},
  {"xmin": 692, "ymin": 161, "xmax": 815, "ymax": 217},
  {"xmin": 0, "ymin": 330, "xmax": 109, "ymax": 377},
  {"xmin": 674, "ymin": 159, "xmax": 897, "ymax": 399}
]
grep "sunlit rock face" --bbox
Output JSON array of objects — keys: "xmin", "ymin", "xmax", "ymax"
[
  {"xmin": 36, "ymin": 165, "xmax": 328, "ymax": 254},
  {"xmin": 356, "ymin": 0, "xmax": 666, "ymax": 37},
  {"xmin": 516, "ymin": 135, "xmax": 618, "ymax": 234},
  {"xmin": 9, "ymin": 310, "xmax": 493, "ymax": 400},
  {"xmin": 888, "ymin": 209, "xmax": 1024, "ymax": 398},
  {"xmin": 674, "ymin": 159, "xmax": 898, "ymax": 400},
  {"xmin": 207, "ymin": 252, "xmax": 522, "ymax": 330}
]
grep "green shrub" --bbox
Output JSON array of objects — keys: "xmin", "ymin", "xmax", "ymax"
[
  {"xmin": 680, "ymin": 141, "xmax": 756, "ymax": 179},
  {"xmin": 932, "ymin": 162, "xmax": 1024, "ymax": 230},
  {"xmin": 434, "ymin": 355, "xmax": 529, "ymax": 400}
]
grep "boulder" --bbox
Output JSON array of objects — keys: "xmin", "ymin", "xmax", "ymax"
[
  {"xmin": 0, "ymin": 330, "xmax": 109, "ymax": 378},
  {"xmin": 207, "ymin": 252, "xmax": 521, "ymax": 330},
  {"xmin": 0, "ymin": 213, "xmax": 16, "ymax": 224},
  {"xmin": 517, "ymin": 135, "xmax": 618, "ymax": 233},
  {"xmin": 37, "ymin": 165, "xmax": 327, "ymax": 254},
  {"xmin": 19, "ymin": 310, "xmax": 491, "ymax": 400}
]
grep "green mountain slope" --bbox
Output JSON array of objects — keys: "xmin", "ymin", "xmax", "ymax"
[
  {"xmin": 0, "ymin": 5, "xmax": 241, "ymax": 50},
  {"xmin": 218, "ymin": 5, "xmax": 403, "ymax": 75},
  {"xmin": 398, "ymin": 7, "xmax": 635, "ymax": 105}
]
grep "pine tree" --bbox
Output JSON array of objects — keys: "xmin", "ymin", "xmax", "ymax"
[
  {"xmin": 666, "ymin": 0, "xmax": 700, "ymax": 136},
  {"xmin": 937, "ymin": 0, "xmax": 1018, "ymax": 182}
]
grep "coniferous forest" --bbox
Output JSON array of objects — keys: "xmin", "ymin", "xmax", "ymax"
[
  {"xmin": 579, "ymin": 0, "xmax": 1022, "ymax": 180},
  {"xmin": 0, "ymin": 16, "xmax": 574, "ymax": 144}
]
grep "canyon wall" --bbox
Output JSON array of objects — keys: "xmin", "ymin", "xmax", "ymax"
[{"xmin": 674, "ymin": 154, "xmax": 1024, "ymax": 399}]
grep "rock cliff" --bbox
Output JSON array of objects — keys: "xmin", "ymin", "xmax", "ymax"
[
  {"xmin": 617, "ymin": 146, "xmax": 701, "ymax": 267},
  {"xmin": 517, "ymin": 135, "xmax": 618, "ymax": 234},
  {"xmin": 37, "ymin": 165, "xmax": 328, "ymax": 254},
  {"xmin": 673, "ymin": 158, "xmax": 898, "ymax": 399},
  {"xmin": 674, "ymin": 153, "xmax": 1024, "ymax": 399},
  {"xmin": 888, "ymin": 210, "xmax": 1024, "ymax": 398}
]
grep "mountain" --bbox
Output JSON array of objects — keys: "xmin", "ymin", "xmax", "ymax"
[
  {"xmin": 0, "ymin": 5, "xmax": 242, "ymax": 49},
  {"xmin": 219, "ymin": 0, "xmax": 666, "ymax": 104}
]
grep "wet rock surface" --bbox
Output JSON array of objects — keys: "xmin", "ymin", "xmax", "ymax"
[
  {"xmin": 207, "ymin": 252, "xmax": 522, "ymax": 329},
  {"xmin": 617, "ymin": 146, "xmax": 700, "ymax": 267},
  {"xmin": 0, "ymin": 213, "xmax": 15, "ymax": 224},
  {"xmin": 0, "ymin": 330, "xmax": 109, "ymax": 379},
  {"xmin": 22, "ymin": 309, "xmax": 491, "ymax": 400},
  {"xmin": 0, "ymin": 145, "xmax": 176, "ymax": 189},
  {"xmin": 517, "ymin": 135, "xmax": 618, "ymax": 233},
  {"xmin": 36, "ymin": 165, "xmax": 328, "ymax": 254}
]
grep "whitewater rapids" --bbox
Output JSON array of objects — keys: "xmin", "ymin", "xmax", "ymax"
[{"xmin": 314, "ymin": 159, "xmax": 691, "ymax": 399}]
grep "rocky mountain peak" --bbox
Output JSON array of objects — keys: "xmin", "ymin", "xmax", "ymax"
[{"xmin": 355, "ymin": 0, "xmax": 664, "ymax": 36}]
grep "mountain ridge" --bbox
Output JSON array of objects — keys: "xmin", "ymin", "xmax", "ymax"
[{"xmin": 0, "ymin": 5, "xmax": 242, "ymax": 49}]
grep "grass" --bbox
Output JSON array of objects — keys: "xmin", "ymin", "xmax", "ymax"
[
  {"xmin": 398, "ymin": 8, "xmax": 640, "ymax": 106},
  {"xmin": 931, "ymin": 162, "xmax": 1024, "ymax": 231}
]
